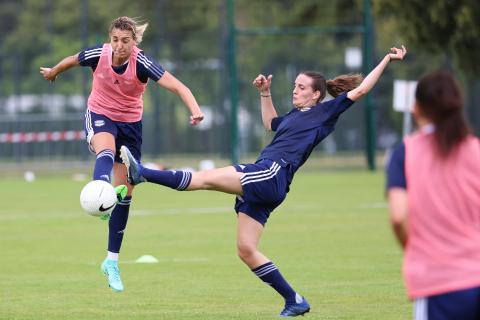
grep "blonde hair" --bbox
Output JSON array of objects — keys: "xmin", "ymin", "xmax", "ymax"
[{"xmin": 109, "ymin": 16, "xmax": 148, "ymax": 44}]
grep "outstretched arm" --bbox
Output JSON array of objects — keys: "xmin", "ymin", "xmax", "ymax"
[
  {"xmin": 156, "ymin": 71, "xmax": 204, "ymax": 126},
  {"xmin": 252, "ymin": 74, "xmax": 277, "ymax": 131},
  {"xmin": 40, "ymin": 53, "xmax": 80, "ymax": 82},
  {"xmin": 347, "ymin": 46, "xmax": 407, "ymax": 101}
]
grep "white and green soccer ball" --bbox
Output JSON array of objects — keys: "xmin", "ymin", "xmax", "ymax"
[{"xmin": 79, "ymin": 180, "xmax": 117, "ymax": 216}]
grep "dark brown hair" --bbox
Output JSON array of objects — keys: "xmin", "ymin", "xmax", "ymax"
[
  {"xmin": 415, "ymin": 70, "xmax": 470, "ymax": 157},
  {"xmin": 301, "ymin": 71, "xmax": 363, "ymax": 102}
]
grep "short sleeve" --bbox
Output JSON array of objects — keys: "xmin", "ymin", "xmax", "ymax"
[
  {"xmin": 386, "ymin": 142, "xmax": 406, "ymax": 190},
  {"xmin": 136, "ymin": 51, "xmax": 165, "ymax": 83},
  {"xmin": 78, "ymin": 44, "xmax": 102, "ymax": 70},
  {"xmin": 271, "ymin": 116, "xmax": 284, "ymax": 131},
  {"xmin": 323, "ymin": 93, "xmax": 355, "ymax": 126}
]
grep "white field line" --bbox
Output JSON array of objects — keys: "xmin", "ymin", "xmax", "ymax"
[
  {"xmin": 88, "ymin": 257, "xmax": 209, "ymax": 266},
  {"xmin": 122, "ymin": 257, "xmax": 209, "ymax": 264},
  {"xmin": 358, "ymin": 202, "xmax": 388, "ymax": 209},
  {"xmin": 0, "ymin": 202, "xmax": 385, "ymax": 221}
]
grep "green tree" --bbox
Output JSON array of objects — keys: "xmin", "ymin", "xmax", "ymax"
[{"xmin": 375, "ymin": 0, "xmax": 480, "ymax": 77}]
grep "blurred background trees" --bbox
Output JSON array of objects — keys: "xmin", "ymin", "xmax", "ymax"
[{"xmin": 0, "ymin": 0, "xmax": 478, "ymax": 165}]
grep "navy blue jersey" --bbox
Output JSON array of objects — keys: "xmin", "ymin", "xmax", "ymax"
[
  {"xmin": 78, "ymin": 44, "xmax": 165, "ymax": 83},
  {"xmin": 257, "ymin": 93, "xmax": 354, "ymax": 173},
  {"xmin": 386, "ymin": 142, "xmax": 406, "ymax": 189}
]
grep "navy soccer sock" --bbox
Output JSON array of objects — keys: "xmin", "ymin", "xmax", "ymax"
[
  {"xmin": 252, "ymin": 261, "xmax": 297, "ymax": 304},
  {"xmin": 108, "ymin": 196, "xmax": 132, "ymax": 253},
  {"xmin": 93, "ymin": 149, "xmax": 115, "ymax": 182},
  {"xmin": 141, "ymin": 168, "xmax": 192, "ymax": 191}
]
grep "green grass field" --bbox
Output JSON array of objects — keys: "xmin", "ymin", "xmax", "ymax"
[{"xmin": 0, "ymin": 170, "xmax": 410, "ymax": 319}]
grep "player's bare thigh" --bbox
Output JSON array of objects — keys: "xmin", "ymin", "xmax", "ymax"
[
  {"xmin": 90, "ymin": 132, "xmax": 115, "ymax": 154},
  {"xmin": 189, "ymin": 166, "xmax": 244, "ymax": 195}
]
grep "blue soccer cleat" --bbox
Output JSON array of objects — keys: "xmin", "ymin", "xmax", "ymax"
[
  {"xmin": 101, "ymin": 258, "xmax": 124, "ymax": 292},
  {"xmin": 120, "ymin": 146, "xmax": 146, "ymax": 185},
  {"xmin": 279, "ymin": 296, "xmax": 310, "ymax": 317}
]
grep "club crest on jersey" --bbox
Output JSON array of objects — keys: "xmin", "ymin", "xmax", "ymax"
[
  {"xmin": 94, "ymin": 120, "xmax": 105, "ymax": 127},
  {"xmin": 299, "ymin": 107, "xmax": 311, "ymax": 112}
]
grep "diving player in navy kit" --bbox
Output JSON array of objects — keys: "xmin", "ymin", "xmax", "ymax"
[{"xmin": 120, "ymin": 46, "xmax": 407, "ymax": 317}]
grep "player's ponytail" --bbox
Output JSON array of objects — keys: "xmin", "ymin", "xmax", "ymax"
[
  {"xmin": 134, "ymin": 22, "xmax": 148, "ymax": 45},
  {"xmin": 326, "ymin": 74, "xmax": 363, "ymax": 98},
  {"xmin": 109, "ymin": 16, "xmax": 149, "ymax": 45},
  {"xmin": 301, "ymin": 71, "xmax": 363, "ymax": 102},
  {"xmin": 415, "ymin": 71, "xmax": 470, "ymax": 157}
]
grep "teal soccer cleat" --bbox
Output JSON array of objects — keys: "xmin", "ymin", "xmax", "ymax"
[
  {"xmin": 279, "ymin": 296, "xmax": 310, "ymax": 317},
  {"xmin": 120, "ymin": 146, "xmax": 146, "ymax": 186},
  {"xmin": 101, "ymin": 258, "xmax": 124, "ymax": 292}
]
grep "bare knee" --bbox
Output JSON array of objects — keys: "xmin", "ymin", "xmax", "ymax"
[
  {"xmin": 237, "ymin": 242, "xmax": 257, "ymax": 263},
  {"xmin": 190, "ymin": 171, "xmax": 213, "ymax": 190}
]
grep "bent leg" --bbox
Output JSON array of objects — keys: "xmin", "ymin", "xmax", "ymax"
[
  {"xmin": 237, "ymin": 213, "xmax": 300, "ymax": 307},
  {"xmin": 236, "ymin": 212, "xmax": 269, "ymax": 268}
]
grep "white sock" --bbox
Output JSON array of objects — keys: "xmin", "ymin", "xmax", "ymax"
[{"xmin": 107, "ymin": 251, "xmax": 119, "ymax": 261}]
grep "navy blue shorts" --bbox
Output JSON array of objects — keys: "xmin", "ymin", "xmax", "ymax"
[
  {"xmin": 84, "ymin": 110, "xmax": 142, "ymax": 162},
  {"xmin": 233, "ymin": 159, "xmax": 291, "ymax": 226},
  {"xmin": 414, "ymin": 286, "xmax": 480, "ymax": 320}
]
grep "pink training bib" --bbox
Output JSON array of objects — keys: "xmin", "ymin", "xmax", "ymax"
[
  {"xmin": 404, "ymin": 131, "xmax": 480, "ymax": 298},
  {"xmin": 87, "ymin": 43, "xmax": 147, "ymax": 122}
]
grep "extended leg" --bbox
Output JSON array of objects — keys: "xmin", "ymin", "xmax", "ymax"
[{"xmin": 120, "ymin": 145, "xmax": 243, "ymax": 195}]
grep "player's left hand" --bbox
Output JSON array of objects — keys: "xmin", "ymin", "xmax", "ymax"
[
  {"xmin": 190, "ymin": 113, "xmax": 204, "ymax": 126},
  {"xmin": 388, "ymin": 45, "xmax": 407, "ymax": 61}
]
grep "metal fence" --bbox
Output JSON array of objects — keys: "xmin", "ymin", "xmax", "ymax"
[{"xmin": 0, "ymin": 0, "xmax": 478, "ymax": 170}]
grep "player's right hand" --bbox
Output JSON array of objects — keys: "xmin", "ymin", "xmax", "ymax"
[
  {"xmin": 252, "ymin": 74, "xmax": 273, "ymax": 93},
  {"xmin": 40, "ymin": 67, "xmax": 56, "ymax": 82}
]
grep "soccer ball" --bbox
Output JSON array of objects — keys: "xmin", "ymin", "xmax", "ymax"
[{"xmin": 79, "ymin": 180, "xmax": 117, "ymax": 216}]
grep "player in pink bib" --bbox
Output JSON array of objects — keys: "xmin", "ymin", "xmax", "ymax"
[
  {"xmin": 40, "ymin": 16, "xmax": 204, "ymax": 293},
  {"xmin": 386, "ymin": 71, "xmax": 480, "ymax": 319}
]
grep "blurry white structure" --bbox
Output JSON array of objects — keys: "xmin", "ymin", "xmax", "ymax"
[
  {"xmin": 24, "ymin": 171, "xmax": 35, "ymax": 182},
  {"xmin": 199, "ymin": 159, "xmax": 215, "ymax": 170},
  {"xmin": 393, "ymin": 80, "xmax": 417, "ymax": 136},
  {"xmin": 345, "ymin": 47, "xmax": 362, "ymax": 70}
]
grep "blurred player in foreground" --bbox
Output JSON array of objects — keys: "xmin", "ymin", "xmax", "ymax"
[
  {"xmin": 386, "ymin": 71, "xmax": 480, "ymax": 319},
  {"xmin": 122, "ymin": 46, "xmax": 406, "ymax": 316},
  {"xmin": 40, "ymin": 16, "xmax": 203, "ymax": 292}
]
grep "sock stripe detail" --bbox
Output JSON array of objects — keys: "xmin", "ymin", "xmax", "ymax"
[
  {"xmin": 253, "ymin": 262, "xmax": 278, "ymax": 277},
  {"xmin": 255, "ymin": 265, "xmax": 278, "ymax": 277},
  {"xmin": 97, "ymin": 149, "xmax": 115, "ymax": 161},
  {"xmin": 118, "ymin": 196, "xmax": 132, "ymax": 206},
  {"xmin": 177, "ymin": 171, "xmax": 192, "ymax": 190}
]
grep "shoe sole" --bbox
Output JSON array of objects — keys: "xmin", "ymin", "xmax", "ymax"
[
  {"xmin": 300, "ymin": 308, "xmax": 310, "ymax": 316},
  {"xmin": 119, "ymin": 146, "xmax": 132, "ymax": 184},
  {"xmin": 280, "ymin": 307, "xmax": 310, "ymax": 317}
]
